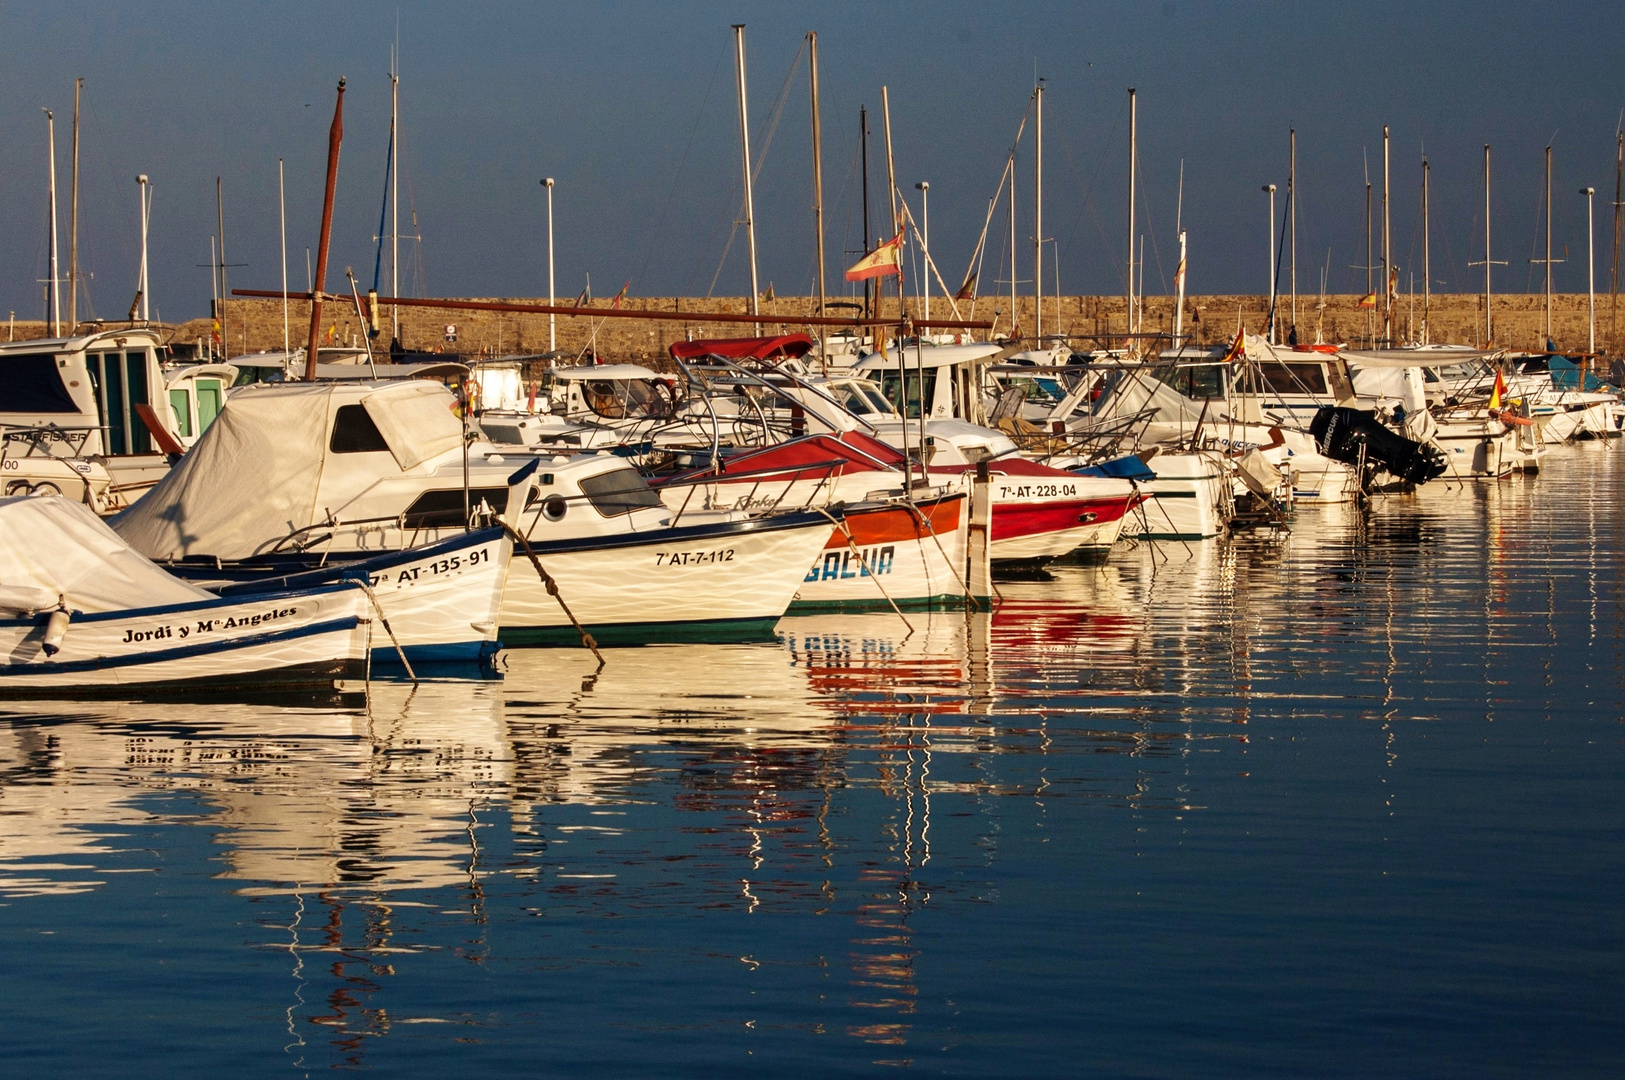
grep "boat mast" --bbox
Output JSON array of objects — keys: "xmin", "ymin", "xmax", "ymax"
[
  {"xmin": 731, "ymin": 25, "xmax": 761, "ymax": 335},
  {"xmin": 1612, "ymin": 130, "xmax": 1622, "ymax": 353},
  {"xmin": 305, "ymin": 78, "xmax": 346, "ymax": 382},
  {"xmin": 1173, "ymin": 159, "xmax": 1185, "ymax": 343},
  {"xmin": 45, "ymin": 108, "xmax": 60, "ymax": 337},
  {"xmin": 1365, "ymin": 161, "xmax": 1372, "ymax": 347},
  {"xmin": 69, "ymin": 79, "xmax": 81, "ymax": 331},
  {"xmin": 217, "ymin": 178, "xmax": 230, "ymax": 356},
  {"xmin": 1009, "ymin": 147, "xmax": 1017, "ymax": 337},
  {"xmin": 136, "ymin": 174, "xmax": 149, "ymax": 322},
  {"xmin": 1034, "ymin": 79, "xmax": 1043, "ymax": 342},
  {"xmin": 860, "ymin": 105, "xmax": 871, "ymax": 322},
  {"xmin": 1382, "ymin": 125, "xmax": 1391, "ymax": 346},
  {"xmin": 1127, "ymin": 88, "xmax": 1137, "ymax": 342},
  {"xmin": 1480, "ymin": 145, "xmax": 1496, "ymax": 343},
  {"xmin": 882, "ymin": 84, "xmax": 899, "ymax": 309},
  {"xmin": 807, "ymin": 31, "xmax": 826, "ymax": 362},
  {"xmin": 279, "ymin": 159, "xmax": 288, "ymax": 354},
  {"xmin": 1289, "ymin": 127, "xmax": 1296, "ymax": 341},
  {"xmin": 391, "ymin": 54, "xmax": 400, "ymax": 342},
  {"xmin": 1545, "ymin": 144, "xmax": 1554, "ymax": 348},
  {"xmin": 1422, "ymin": 154, "xmax": 1430, "ymax": 345}
]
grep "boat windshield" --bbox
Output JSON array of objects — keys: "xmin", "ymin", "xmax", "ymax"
[
  {"xmin": 1155, "ymin": 362, "xmax": 1227, "ymax": 400},
  {"xmin": 878, "ymin": 369, "xmax": 939, "ymax": 419},
  {"xmin": 826, "ymin": 380, "xmax": 896, "ymax": 417},
  {"xmin": 582, "ymin": 379, "xmax": 673, "ymax": 420},
  {"xmin": 1001, "ymin": 374, "xmax": 1068, "ymax": 404},
  {"xmin": 578, "ymin": 467, "xmax": 665, "ymax": 516}
]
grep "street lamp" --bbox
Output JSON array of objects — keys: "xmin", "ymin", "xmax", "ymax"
[
  {"xmin": 914, "ymin": 180, "xmax": 930, "ymax": 323},
  {"xmin": 542, "ymin": 177, "xmax": 556, "ymax": 352},
  {"xmin": 1582, "ymin": 186, "xmax": 1596, "ymax": 356},
  {"xmin": 136, "ymin": 174, "xmax": 150, "ymax": 322},
  {"xmin": 1263, "ymin": 184, "xmax": 1277, "ymax": 344}
]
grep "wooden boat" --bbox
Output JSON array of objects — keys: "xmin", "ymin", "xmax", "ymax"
[{"xmin": 0, "ymin": 495, "xmax": 368, "ymax": 697}]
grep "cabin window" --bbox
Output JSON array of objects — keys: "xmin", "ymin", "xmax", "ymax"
[
  {"xmin": 86, "ymin": 351, "xmax": 153, "ymax": 454},
  {"xmin": 329, "ymin": 404, "xmax": 391, "ymax": 453},
  {"xmin": 400, "ymin": 487, "xmax": 512, "ymax": 529},
  {"xmin": 578, "ymin": 467, "xmax": 664, "ymax": 517},
  {"xmin": 878, "ymin": 369, "xmax": 939, "ymax": 419},
  {"xmin": 6, "ymin": 354, "xmax": 79, "ymax": 412},
  {"xmin": 168, "ymin": 389, "xmax": 193, "ymax": 438},
  {"xmin": 196, "ymin": 380, "xmax": 224, "ymax": 431},
  {"xmin": 1156, "ymin": 364, "xmax": 1226, "ymax": 399},
  {"xmin": 1237, "ymin": 362, "xmax": 1328, "ymax": 396}
]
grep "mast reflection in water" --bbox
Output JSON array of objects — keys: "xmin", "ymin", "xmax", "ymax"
[{"xmin": 1, "ymin": 447, "xmax": 1621, "ymax": 1076}]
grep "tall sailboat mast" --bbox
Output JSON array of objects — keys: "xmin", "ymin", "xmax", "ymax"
[
  {"xmin": 45, "ymin": 108, "xmax": 60, "ymax": 336},
  {"xmin": 1289, "ymin": 128, "xmax": 1296, "ymax": 340},
  {"xmin": 1612, "ymin": 130, "xmax": 1622, "ymax": 352},
  {"xmin": 1127, "ymin": 88, "xmax": 1136, "ymax": 341},
  {"xmin": 69, "ymin": 79, "xmax": 81, "ymax": 330},
  {"xmin": 1033, "ymin": 79, "xmax": 1043, "ymax": 341},
  {"xmin": 1544, "ymin": 144, "xmax": 1554, "ymax": 347},
  {"xmin": 1422, "ymin": 154, "xmax": 1431, "ymax": 345},
  {"xmin": 1382, "ymin": 125, "xmax": 1391, "ymax": 346},
  {"xmin": 807, "ymin": 31, "xmax": 826, "ymax": 359},
  {"xmin": 391, "ymin": 55, "xmax": 400, "ymax": 341},
  {"xmin": 731, "ymin": 24, "xmax": 761, "ymax": 335},
  {"xmin": 860, "ymin": 106, "xmax": 871, "ymax": 321}
]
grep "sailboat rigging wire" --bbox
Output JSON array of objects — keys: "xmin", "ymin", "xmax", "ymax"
[
  {"xmin": 648, "ymin": 42, "xmax": 729, "ymax": 291},
  {"xmin": 704, "ymin": 39, "xmax": 807, "ymax": 299},
  {"xmin": 371, "ymin": 112, "xmax": 395, "ymax": 292},
  {"xmin": 959, "ymin": 100, "xmax": 1032, "ymax": 309}
]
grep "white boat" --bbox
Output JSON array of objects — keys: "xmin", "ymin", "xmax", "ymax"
[
  {"xmin": 0, "ymin": 495, "xmax": 369, "ymax": 696},
  {"xmin": 112, "ymin": 378, "xmax": 838, "ymax": 648}
]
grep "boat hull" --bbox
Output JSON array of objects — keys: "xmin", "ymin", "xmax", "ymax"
[
  {"xmin": 0, "ymin": 584, "xmax": 370, "ymax": 697},
  {"xmin": 500, "ymin": 512, "xmax": 839, "ymax": 645},
  {"xmin": 790, "ymin": 495, "xmax": 969, "ymax": 612},
  {"xmin": 206, "ymin": 529, "xmax": 511, "ymax": 665}
]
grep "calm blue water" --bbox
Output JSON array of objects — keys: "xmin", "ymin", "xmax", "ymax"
[{"xmin": 2, "ymin": 446, "xmax": 1621, "ymax": 1077}]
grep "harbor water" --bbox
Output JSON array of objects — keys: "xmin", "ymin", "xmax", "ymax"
[{"xmin": 1, "ymin": 446, "xmax": 1620, "ymax": 1076}]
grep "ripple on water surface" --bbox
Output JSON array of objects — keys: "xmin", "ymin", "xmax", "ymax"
[{"xmin": 0, "ymin": 446, "xmax": 1620, "ymax": 1076}]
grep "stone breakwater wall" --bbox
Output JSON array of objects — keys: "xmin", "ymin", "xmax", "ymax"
[{"xmin": 8, "ymin": 292, "xmax": 1619, "ymax": 359}]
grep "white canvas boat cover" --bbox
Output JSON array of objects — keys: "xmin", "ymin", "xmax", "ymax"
[
  {"xmin": 1339, "ymin": 347, "xmax": 1500, "ymax": 369},
  {"xmin": 0, "ymin": 495, "xmax": 211, "ymax": 613},
  {"xmin": 113, "ymin": 380, "xmax": 464, "ymax": 560}
]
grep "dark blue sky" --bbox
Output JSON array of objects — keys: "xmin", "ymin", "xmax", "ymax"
[{"xmin": 3, "ymin": 1, "xmax": 1623, "ymax": 324}]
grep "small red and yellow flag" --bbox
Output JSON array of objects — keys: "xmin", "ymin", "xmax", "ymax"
[
  {"xmin": 1489, "ymin": 370, "xmax": 1507, "ymax": 410},
  {"xmin": 1357, "ymin": 292, "xmax": 1377, "ymax": 308}
]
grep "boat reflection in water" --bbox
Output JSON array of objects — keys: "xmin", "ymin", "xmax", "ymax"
[{"xmin": 6, "ymin": 442, "xmax": 1602, "ymax": 1072}]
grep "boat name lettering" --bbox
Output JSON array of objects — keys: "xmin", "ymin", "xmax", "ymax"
[
  {"xmin": 805, "ymin": 545, "xmax": 896, "ymax": 582},
  {"xmin": 996, "ymin": 483, "xmax": 1077, "ymax": 499},
  {"xmin": 123, "ymin": 606, "xmax": 298, "ymax": 643},
  {"xmin": 655, "ymin": 549, "xmax": 736, "ymax": 567}
]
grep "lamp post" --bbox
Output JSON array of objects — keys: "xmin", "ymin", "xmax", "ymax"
[
  {"xmin": 1263, "ymin": 183, "xmax": 1277, "ymax": 344},
  {"xmin": 914, "ymin": 180, "xmax": 929, "ymax": 323},
  {"xmin": 542, "ymin": 177, "xmax": 556, "ymax": 352},
  {"xmin": 136, "ymin": 174, "xmax": 150, "ymax": 321},
  {"xmin": 1582, "ymin": 186, "xmax": 1596, "ymax": 356}
]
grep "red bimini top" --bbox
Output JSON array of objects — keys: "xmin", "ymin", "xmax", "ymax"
[{"xmin": 669, "ymin": 333, "xmax": 815, "ymax": 362}]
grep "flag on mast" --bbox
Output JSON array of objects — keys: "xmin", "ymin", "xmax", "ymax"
[
  {"xmin": 1489, "ymin": 370, "xmax": 1506, "ymax": 410},
  {"xmin": 845, "ymin": 233, "xmax": 904, "ymax": 282},
  {"xmin": 955, "ymin": 270, "xmax": 977, "ymax": 300},
  {"xmin": 1358, "ymin": 292, "xmax": 1377, "ymax": 308},
  {"xmin": 611, "ymin": 281, "xmax": 630, "ymax": 310}
]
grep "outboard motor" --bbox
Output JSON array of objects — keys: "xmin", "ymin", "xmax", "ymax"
[{"xmin": 1309, "ymin": 407, "xmax": 1447, "ymax": 485}]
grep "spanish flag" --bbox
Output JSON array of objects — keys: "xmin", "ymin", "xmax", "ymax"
[
  {"xmin": 1222, "ymin": 327, "xmax": 1246, "ymax": 364},
  {"xmin": 845, "ymin": 233, "xmax": 904, "ymax": 282},
  {"xmin": 1489, "ymin": 370, "xmax": 1506, "ymax": 410},
  {"xmin": 611, "ymin": 281, "xmax": 630, "ymax": 309},
  {"xmin": 955, "ymin": 270, "xmax": 977, "ymax": 300},
  {"xmin": 1357, "ymin": 292, "xmax": 1377, "ymax": 308}
]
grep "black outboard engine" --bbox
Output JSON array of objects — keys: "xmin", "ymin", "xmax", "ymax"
[{"xmin": 1309, "ymin": 407, "xmax": 1447, "ymax": 485}]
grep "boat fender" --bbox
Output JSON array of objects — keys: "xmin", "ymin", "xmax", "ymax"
[{"xmin": 42, "ymin": 606, "xmax": 70, "ymax": 658}]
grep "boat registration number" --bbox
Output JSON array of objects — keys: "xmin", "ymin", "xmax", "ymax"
[
  {"xmin": 997, "ymin": 483, "xmax": 1078, "ymax": 499},
  {"xmin": 655, "ymin": 549, "xmax": 735, "ymax": 566},
  {"xmin": 371, "ymin": 545, "xmax": 495, "ymax": 586}
]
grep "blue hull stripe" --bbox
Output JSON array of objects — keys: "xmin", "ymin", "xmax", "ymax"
[{"xmin": 0, "ymin": 617, "xmax": 363, "ymax": 678}]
